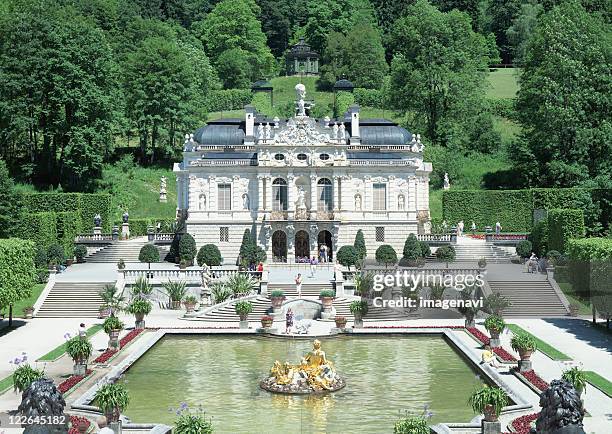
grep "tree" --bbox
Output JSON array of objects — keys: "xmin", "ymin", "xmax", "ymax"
[
  {"xmin": 197, "ymin": 244, "xmax": 223, "ymax": 267},
  {"xmin": 336, "ymin": 245, "xmax": 358, "ymax": 270},
  {"xmin": 353, "ymin": 230, "xmax": 367, "ymax": 264},
  {"xmin": 505, "ymin": 0, "xmax": 544, "ymax": 65},
  {"xmin": 435, "ymin": 245, "xmax": 456, "ymax": 268},
  {"xmin": 513, "ymin": 1, "xmax": 611, "ymax": 187},
  {"xmin": 139, "ymin": 244, "xmax": 160, "ymax": 269},
  {"xmin": 375, "ymin": 245, "xmax": 397, "ymax": 269},
  {"xmin": 196, "ymin": 0, "xmax": 275, "ymax": 84},
  {"xmin": 402, "ymin": 234, "xmax": 423, "ymax": 262},
  {"xmin": 239, "ymin": 229, "xmax": 254, "ymax": 260},
  {"xmin": 419, "ymin": 241, "xmax": 431, "ymax": 258},
  {"xmin": 215, "ymin": 48, "xmax": 254, "ymax": 89},
  {"xmin": 0, "ymin": 239, "xmax": 36, "ymax": 326},
  {"xmin": 179, "ymin": 233, "xmax": 197, "ymax": 264},
  {"xmin": 388, "ymin": 0, "xmax": 498, "ymax": 151},
  {"xmin": 0, "ymin": 160, "xmax": 17, "ymax": 238}
]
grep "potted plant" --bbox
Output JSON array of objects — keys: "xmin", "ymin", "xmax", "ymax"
[
  {"xmin": 66, "ymin": 336, "xmax": 93, "ymax": 376},
  {"xmin": 117, "ymin": 259, "xmax": 126, "ymax": 270},
  {"xmin": 22, "ymin": 306, "xmax": 34, "ymax": 319},
  {"xmin": 468, "ymin": 385, "xmax": 509, "ymax": 422},
  {"xmin": 349, "ymin": 300, "xmax": 368, "ymax": 328},
  {"xmin": 478, "ymin": 257, "xmax": 487, "ymax": 269},
  {"xmin": 74, "ymin": 245, "xmax": 88, "ymax": 264},
  {"xmin": 98, "ymin": 284, "xmax": 123, "ymax": 318},
  {"xmin": 319, "ymin": 289, "xmax": 335, "ymax": 309},
  {"xmin": 270, "ymin": 290, "xmax": 285, "ymax": 310},
  {"xmin": 13, "ymin": 363, "xmax": 44, "ymax": 392},
  {"xmin": 179, "ymin": 259, "xmax": 188, "ymax": 270},
  {"xmin": 235, "ymin": 300, "xmax": 253, "ymax": 328},
  {"xmin": 562, "ymin": 367, "xmax": 587, "ymax": 397},
  {"xmin": 334, "ymin": 316, "xmax": 347, "ymax": 329},
  {"xmin": 261, "ymin": 315, "xmax": 274, "ymax": 329},
  {"xmin": 184, "ymin": 295, "xmax": 198, "ymax": 313},
  {"xmin": 103, "ymin": 316, "xmax": 125, "ymax": 351},
  {"xmin": 175, "ymin": 409, "xmax": 214, "ymax": 434},
  {"xmin": 126, "ymin": 298, "xmax": 152, "ymax": 329},
  {"xmin": 95, "ymin": 382, "xmax": 129, "ymax": 424},
  {"xmin": 163, "ymin": 280, "xmax": 188, "ymax": 309},
  {"xmin": 569, "ymin": 302, "xmax": 581, "ymax": 317},
  {"xmin": 484, "ymin": 315, "xmax": 506, "ymax": 347},
  {"xmin": 510, "ymin": 332, "xmax": 537, "ymax": 361}
]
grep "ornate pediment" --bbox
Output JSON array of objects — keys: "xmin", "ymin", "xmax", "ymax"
[{"xmin": 274, "ymin": 117, "xmax": 331, "ymax": 146}]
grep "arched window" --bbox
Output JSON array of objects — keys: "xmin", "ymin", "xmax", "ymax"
[
  {"xmin": 317, "ymin": 178, "xmax": 332, "ymax": 211},
  {"xmin": 272, "ymin": 178, "xmax": 288, "ymax": 211}
]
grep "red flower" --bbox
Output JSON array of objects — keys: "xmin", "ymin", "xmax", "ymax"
[
  {"xmin": 509, "ymin": 413, "xmax": 539, "ymax": 434},
  {"xmin": 68, "ymin": 415, "xmax": 91, "ymax": 434},
  {"xmin": 93, "ymin": 349, "xmax": 118, "ymax": 364},
  {"xmin": 58, "ymin": 370, "xmax": 93, "ymax": 394},
  {"xmin": 493, "ymin": 347, "xmax": 517, "ymax": 362},
  {"xmin": 119, "ymin": 328, "xmax": 143, "ymax": 348},
  {"xmin": 466, "ymin": 327, "xmax": 491, "ymax": 345},
  {"xmin": 518, "ymin": 369, "xmax": 549, "ymax": 391}
]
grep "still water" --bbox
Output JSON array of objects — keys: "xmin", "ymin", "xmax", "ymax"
[{"xmin": 121, "ymin": 335, "xmax": 483, "ymax": 433}]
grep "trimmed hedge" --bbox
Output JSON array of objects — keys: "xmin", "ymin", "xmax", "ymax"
[
  {"xmin": 56, "ymin": 212, "xmax": 82, "ymax": 252},
  {"xmin": 0, "ymin": 238, "xmax": 36, "ymax": 310},
  {"xmin": 18, "ymin": 213, "xmax": 57, "ymax": 248},
  {"xmin": 566, "ymin": 238, "xmax": 612, "ymax": 308},
  {"xmin": 547, "ymin": 209, "xmax": 585, "ymax": 253},
  {"xmin": 334, "ymin": 91, "xmax": 355, "ymax": 118},
  {"xmin": 442, "ymin": 189, "xmax": 532, "ymax": 232},
  {"xmin": 354, "ymin": 88, "xmax": 385, "ymax": 108},
  {"xmin": 567, "ymin": 238, "xmax": 612, "ymax": 261},
  {"xmin": 205, "ymin": 89, "xmax": 252, "ymax": 112},
  {"xmin": 443, "ymin": 188, "xmax": 611, "ymax": 233},
  {"xmin": 19, "ymin": 193, "xmax": 112, "ymax": 231}
]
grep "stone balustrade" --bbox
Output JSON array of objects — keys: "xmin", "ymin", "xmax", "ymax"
[
  {"xmin": 417, "ymin": 234, "xmax": 451, "ymax": 242},
  {"xmin": 120, "ymin": 266, "xmax": 260, "ymax": 285},
  {"xmin": 75, "ymin": 234, "xmax": 114, "ymax": 243}
]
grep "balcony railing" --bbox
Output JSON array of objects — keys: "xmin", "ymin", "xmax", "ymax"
[
  {"xmin": 316, "ymin": 210, "xmax": 334, "ymax": 220},
  {"xmin": 417, "ymin": 234, "xmax": 451, "ymax": 242},
  {"xmin": 270, "ymin": 211, "xmax": 288, "ymax": 220},
  {"xmin": 75, "ymin": 234, "xmax": 113, "ymax": 243}
]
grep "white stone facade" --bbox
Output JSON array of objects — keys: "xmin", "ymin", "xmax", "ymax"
[{"xmin": 175, "ymin": 88, "xmax": 432, "ymax": 264}]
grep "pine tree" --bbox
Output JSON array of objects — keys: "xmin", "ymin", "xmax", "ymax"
[
  {"xmin": 239, "ymin": 229, "xmax": 254, "ymax": 260},
  {"xmin": 353, "ymin": 230, "xmax": 367, "ymax": 261}
]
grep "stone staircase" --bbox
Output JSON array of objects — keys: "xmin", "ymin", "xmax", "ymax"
[
  {"xmin": 429, "ymin": 244, "xmax": 513, "ymax": 264},
  {"xmin": 85, "ymin": 241, "xmax": 169, "ymax": 263},
  {"xmin": 267, "ymin": 282, "xmax": 335, "ymax": 297},
  {"xmin": 36, "ymin": 281, "xmax": 111, "ymax": 318},
  {"xmin": 489, "ymin": 280, "xmax": 569, "ymax": 317}
]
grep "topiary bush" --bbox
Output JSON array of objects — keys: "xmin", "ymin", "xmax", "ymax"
[
  {"xmin": 197, "ymin": 244, "xmax": 222, "ymax": 267},
  {"xmin": 179, "ymin": 233, "xmax": 197, "ymax": 264},
  {"xmin": 402, "ymin": 234, "xmax": 422, "ymax": 262},
  {"xmin": 353, "ymin": 229, "xmax": 367, "ymax": 262},
  {"xmin": 74, "ymin": 244, "xmax": 88, "ymax": 262},
  {"xmin": 435, "ymin": 245, "xmax": 456, "ymax": 266},
  {"xmin": 375, "ymin": 245, "xmax": 397, "ymax": 268},
  {"xmin": 138, "ymin": 244, "xmax": 160, "ymax": 269},
  {"xmin": 46, "ymin": 243, "xmax": 65, "ymax": 265},
  {"xmin": 516, "ymin": 240, "xmax": 533, "ymax": 258},
  {"xmin": 336, "ymin": 245, "xmax": 358, "ymax": 269},
  {"xmin": 547, "ymin": 208, "xmax": 585, "ymax": 253}
]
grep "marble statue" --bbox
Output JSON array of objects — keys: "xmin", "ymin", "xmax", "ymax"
[
  {"xmin": 297, "ymin": 98, "xmax": 306, "ymax": 117},
  {"xmin": 264, "ymin": 123, "xmax": 271, "ymax": 140},
  {"xmin": 242, "ymin": 193, "xmax": 250, "ymax": 210},
  {"xmin": 339, "ymin": 123, "xmax": 346, "ymax": 140},
  {"xmin": 332, "ymin": 122, "xmax": 339, "ymax": 139},
  {"xmin": 93, "ymin": 214, "xmax": 102, "ymax": 227},
  {"xmin": 296, "ymin": 187, "xmax": 307, "ymax": 210},
  {"xmin": 160, "ymin": 176, "xmax": 168, "ymax": 202},
  {"xmin": 398, "ymin": 195, "xmax": 405, "ymax": 211},
  {"xmin": 355, "ymin": 194, "xmax": 362, "ymax": 211},
  {"xmin": 324, "ymin": 116, "xmax": 331, "ymax": 127},
  {"xmin": 261, "ymin": 340, "xmax": 344, "ymax": 393},
  {"xmin": 273, "ymin": 117, "xmax": 280, "ymax": 128},
  {"xmin": 257, "ymin": 123, "xmax": 265, "ymax": 141},
  {"xmin": 199, "ymin": 194, "xmax": 206, "ymax": 211},
  {"xmin": 443, "ymin": 173, "xmax": 450, "ymax": 190},
  {"xmin": 295, "ymin": 83, "xmax": 306, "ymax": 100},
  {"xmin": 122, "ymin": 211, "xmax": 129, "ymax": 223}
]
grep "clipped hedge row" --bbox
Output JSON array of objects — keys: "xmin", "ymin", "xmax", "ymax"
[
  {"xmin": 18, "ymin": 213, "xmax": 57, "ymax": 248},
  {"xmin": 566, "ymin": 238, "xmax": 612, "ymax": 305},
  {"xmin": 567, "ymin": 238, "xmax": 612, "ymax": 261},
  {"xmin": 442, "ymin": 188, "xmax": 611, "ymax": 232},
  {"xmin": 354, "ymin": 88, "xmax": 385, "ymax": 108},
  {"xmin": 55, "ymin": 212, "xmax": 82, "ymax": 251},
  {"xmin": 0, "ymin": 238, "xmax": 36, "ymax": 308},
  {"xmin": 442, "ymin": 189, "xmax": 533, "ymax": 232},
  {"xmin": 19, "ymin": 193, "xmax": 112, "ymax": 231},
  {"xmin": 547, "ymin": 209, "xmax": 585, "ymax": 253},
  {"xmin": 205, "ymin": 89, "xmax": 252, "ymax": 112}
]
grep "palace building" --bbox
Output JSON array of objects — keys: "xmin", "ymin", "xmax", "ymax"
[{"xmin": 174, "ymin": 84, "xmax": 432, "ymax": 264}]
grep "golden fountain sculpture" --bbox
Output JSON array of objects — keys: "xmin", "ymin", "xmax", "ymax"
[{"xmin": 260, "ymin": 340, "xmax": 346, "ymax": 394}]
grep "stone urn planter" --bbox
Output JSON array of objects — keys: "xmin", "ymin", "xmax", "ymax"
[
  {"xmin": 134, "ymin": 313, "xmax": 145, "ymax": 329},
  {"xmin": 108, "ymin": 329, "xmax": 121, "ymax": 351},
  {"xmin": 239, "ymin": 313, "xmax": 249, "ymax": 329},
  {"xmin": 320, "ymin": 296, "xmax": 334, "ymax": 310},
  {"xmin": 73, "ymin": 358, "xmax": 87, "ymax": 376},
  {"xmin": 334, "ymin": 316, "xmax": 347, "ymax": 329},
  {"xmin": 270, "ymin": 292, "xmax": 285, "ymax": 313},
  {"xmin": 261, "ymin": 316, "xmax": 273, "ymax": 329},
  {"xmin": 518, "ymin": 349, "xmax": 533, "ymax": 361},
  {"xmin": 489, "ymin": 329, "xmax": 502, "ymax": 347},
  {"xmin": 483, "ymin": 404, "xmax": 498, "ymax": 422},
  {"xmin": 66, "ymin": 258, "xmax": 74, "ymax": 267},
  {"xmin": 184, "ymin": 297, "xmax": 197, "ymax": 313},
  {"xmin": 171, "ymin": 300, "xmax": 181, "ymax": 310},
  {"xmin": 353, "ymin": 313, "xmax": 363, "ymax": 328},
  {"xmin": 23, "ymin": 306, "xmax": 34, "ymax": 319},
  {"xmin": 98, "ymin": 306, "xmax": 111, "ymax": 319}
]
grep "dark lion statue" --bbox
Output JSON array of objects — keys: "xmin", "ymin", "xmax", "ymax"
[
  {"xmin": 534, "ymin": 379, "xmax": 585, "ymax": 434},
  {"xmin": 17, "ymin": 378, "xmax": 68, "ymax": 434}
]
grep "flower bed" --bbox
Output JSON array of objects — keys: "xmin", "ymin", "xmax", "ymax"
[
  {"xmin": 466, "ymin": 327, "xmax": 490, "ymax": 345},
  {"xmin": 93, "ymin": 329, "xmax": 144, "ymax": 364},
  {"xmin": 68, "ymin": 415, "xmax": 91, "ymax": 434},
  {"xmin": 364, "ymin": 325, "xmax": 465, "ymax": 329},
  {"xmin": 505, "ymin": 413, "xmax": 539, "ymax": 434},
  {"xmin": 514, "ymin": 369, "xmax": 549, "ymax": 392},
  {"xmin": 493, "ymin": 347, "xmax": 517, "ymax": 362},
  {"xmin": 58, "ymin": 369, "xmax": 93, "ymax": 395}
]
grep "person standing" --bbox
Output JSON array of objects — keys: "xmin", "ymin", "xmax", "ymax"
[
  {"xmin": 295, "ymin": 273, "xmax": 302, "ymax": 298},
  {"xmin": 78, "ymin": 323, "xmax": 87, "ymax": 339},
  {"xmin": 310, "ymin": 255, "xmax": 317, "ymax": 277},
  {"xmin": 471, "ymin": 221, "xmax": 476, "ymax": 234},
  {"xmin": 495, "ymin": 221, "xmax": 502, "ymax": 235},
  {"xmin": 285, "ymin": 308, "xmax": 294, "ymax": 334}
]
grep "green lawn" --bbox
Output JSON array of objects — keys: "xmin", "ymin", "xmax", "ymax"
[
  {"xmin": 0, "ymin": 374, "xmax": 14, "ymax": 393},
  {"xmin": 507, "ymin": 324, "xmax": 572, "ymax": 361},
  {"xmin": 37, "ymin": 324, "xmax": 103, "ymax": 361},
  {"xmin": 487, "ymin": 68, "xmax": 520, "ymax": 99},
  {"xmin": 585, "ymin": 371, "xmax": 612, "ymax": 397},
  {"xmin": 0, "ymin": 284, "xmax": 44, "ymax": 318}
]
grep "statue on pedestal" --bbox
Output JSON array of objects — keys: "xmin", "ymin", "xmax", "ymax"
[
  {"xmin": 93, "ymin": 214, "xmax": 102, "ymax": 227},
  {"xmin": 122, "ymin": 211, "xmax": 129, "ymax": 223},
  {"xmin": 257, "ymin": 123, "xmax": 265, "ymax": 141},
  {"xmin": 295, "ymin": 187, "xmax": 307, "ymax": 210},
  {"xmin": 443, "ymin": 173, "xmax": 450, "ymax": 190},
  {"xmin": 295, "ymin": 83, "xmax": 306, "ymax": 116},
  {"xmin": 339, "ymin": 123, "xmax": 346, "ymax": 140}
]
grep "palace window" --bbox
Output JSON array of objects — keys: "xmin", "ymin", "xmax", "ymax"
[
  {"xmin": 274, "ymin": 153, "xmax": 285, "ymax": 161},
  {"xmin": 220, "ymin": 227, "xmax": 229, "ymax": 242},
  {"xmin": 317, "ymin": 178, "xmax": 332, "ymax": 211},
  {"xmin": 272, "ymin": 178, "xmax": 288, "ymax": 211},
  {"xmin": 218, "ymin": 183, "xmax": 231, "ymax": 210},
  {"xmin": 376, "ymin": 227, "xmax": 385, "ymax": 242},
  {"xmin": 373, "ymin": 183, "xmax": 387, "ymax": 210},
  {"xmin": 319, "ymin": 153, "xmax": 330, "ymax": 161},
  {"xmin": 297, "ymin": 153, "xmax": 308, "ymax": 161}
]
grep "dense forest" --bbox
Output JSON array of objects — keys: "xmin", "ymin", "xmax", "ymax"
[{"xmin": 0, "ymin": 0, "xmax": 610, "ymax": 192}]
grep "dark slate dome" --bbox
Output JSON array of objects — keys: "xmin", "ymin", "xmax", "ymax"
[
  {"xmin": 193, "ymin": 121, "xmax": 245, "ymax": 146},
  {"xmin": 251, "ymin": 80, "xmax": 272, "ymax": 90},
  {"xmin": 333, "ymin": 79, "xmax": 355, "ymax": 91},
  {"xmin": 360, "ymin": 125, "xmax": 412, "ymax": 146}
]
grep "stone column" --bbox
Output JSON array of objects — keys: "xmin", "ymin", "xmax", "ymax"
[
  {"xmin": 310, "ymin": 173, "xmax": 317, "ymax": 218},
  {"xmin": 408, "ymin": 176, "xmax": 417, "ymax": 211},
  {"xmin": 265, "ymin": 175, "xmax": 273, "ymax": 211},
  {"xmin": 364, "ymin": 176, "xmax": 372, "ymax": 211},
  {"xmin": 287, "ymin": 173, "xmax": 295, "ymax": 213},
  {"xmin": 257, "ymin": 175, "xmax": 264, "ymax": 215},
  {"xmin": 333, "ymin": 175, "xmax": 340, "ymax": 211},
  {"xmin": 209, "ymin": 176, "xmax": 217, "ymax": 211}
]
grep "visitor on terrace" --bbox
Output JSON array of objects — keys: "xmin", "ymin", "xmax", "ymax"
[{"xmin": 481, "ymin": 345, "xmax": 500, "ymax": 369}]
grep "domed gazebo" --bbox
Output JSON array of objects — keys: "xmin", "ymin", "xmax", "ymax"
[{"xmin": 286, "ymin": 38, "xmax": 319, "ymax": 76}]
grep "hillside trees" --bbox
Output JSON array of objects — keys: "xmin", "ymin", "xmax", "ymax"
[
  {"xmin": 513, "ymin": 0, "xmax": 612, "ymax": 187},
  {"xmin": 388, "ymin": 0, "xmax": 499, "ymax": 151}
]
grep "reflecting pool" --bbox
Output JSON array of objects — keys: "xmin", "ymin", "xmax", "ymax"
[{"xmin": 121, "ymin": 335, "xmax": 483, "ymax": 433}]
